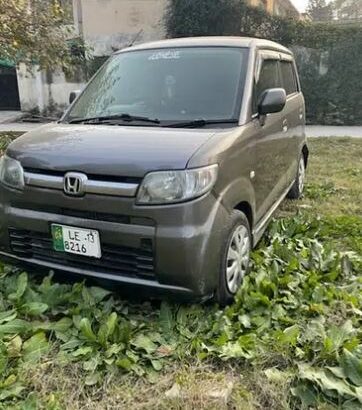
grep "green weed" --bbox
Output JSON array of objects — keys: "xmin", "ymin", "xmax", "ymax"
[
  {"xmin": 0, "ymin": 214, "xmax": 361, "ymax": 408},
  {"xmin": 0, "ymin": 135, "xmax": 361, "ymax": 408}
]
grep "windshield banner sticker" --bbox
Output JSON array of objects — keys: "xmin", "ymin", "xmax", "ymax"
[{"xmin": 148, "ymin": 50, "xmax": 181, "ymax": 61}]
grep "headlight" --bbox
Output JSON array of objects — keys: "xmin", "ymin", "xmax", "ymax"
[
  {"xmin": 137, "ymin": 164, "xmax": 218, "ymax": 205},
  {"xmin": 0, "ymin": 155, "xmax": 25, "ymax": 190}
]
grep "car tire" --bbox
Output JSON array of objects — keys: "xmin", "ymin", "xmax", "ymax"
[
  {"xmin": 215, "ymin": 210, "xmax": 252, "ymax": 306},
  {"xmin": 287, "ymin": 155, "xmax": 306, "ymax": 200}
]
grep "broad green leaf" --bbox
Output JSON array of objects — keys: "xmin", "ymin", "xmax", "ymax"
[
  {"xmin": 326, "ymin": 366, "xmax": 346, "ymax": 379},
  {"xmin": 279, "ymin": 325, "xmax": 300, "ymax": 346},
  {"xmin": 0, "ymin": 309, "xmax": 17, "ymax": 324},
  {"xmin": 16, "ymin": 392, "xmax": 38, "ymax": 410},
  {"xmin": 21, "ymin": 302, "xmax": 48, "ymax": 316},
  {"xmin": 291, "ymin": 382, "xmax": 318, "ymax": 407},
  {"xmin": 8, "ymin": 272, "xmax": 28, "ymax": 301},
  {"xmin": 0, "ymin": 319, "xmax": 30, "ymax": 335},
  {"xmin": 51, "ymin": 317, "xmax": 73, "ymax": 333},
  {"xmin": 159, "ymin": 302, "xmax": 174, "ymax": 335},
  {"xmin": 342, "ymin": 399, "xmax": 362, "ymax": 410},
  {"xmin": 116, "ymin": 357, "xmax": 133, "ymax": 371},
  {"xmin": 98, "ymin": 312, "xmax": 117, "ymax": 347},
  {"xmin": 0, "ymin": 341, "xmax": 8, "ymax": 374},
  {"xmin": 151, "ymin": 359, "xmax": 163, "ymax": 371},
  {"xmin": 340, "ymin": 349, "xmax": 362, "ymax": 387},
  {"xmin": 238, "ymin": 314, "xmax": 251, "ymax": 328},
  {"xmin": 355, "ymin": 386, "xmax": 362, "ymax": 403},
  {"xmin": 117, "ymin": 321, "xmax": 132, "ymax": 344},
  {"xmin": 0, "ymin": 374, "xmax": 17, "ymax": 388},
  {"xmin": 72, "ymin": 315, "xmax": 82, "ymax": 330},
  {"xmin": 298, "ymin": 364, "xmax": 356, "ymax": 398},
  {"xmin": 16, "ymin": 272, "xmax": 28, "ymax": 298},
  {"xmin": 61, "ymin": 338, "xmax": 82, "ymax": 351},
  {"xmin": 81, "ymin": 287, "xmax": 95, "ymax": 306},
  {"xmin": 22, "ymin": 332, "xmax": 49, "ymax": 362},
  {"xmin": 220, "ymin": 341, "xmax": 253, "ymax": 359},
  {"xmin": 126, "ymin": 350, "xmax": 139, "ymax": 363},
  {"xmin": 176, "ymin": 306, "xmax": 189, "ymax": 327},
  {"xmin": 79, "ymin": 318, "xmax": 97, "ymax": 342},
  {"xmin": 131, "ymin": 334, "xmax": 157, "ymax": 354},
  {"xmin": 324, "ymin": 321, "xmax": 355, "ymax": 353},
  {"xmin": 72, "ymin": 346, "xmax": 93, "ymax": 357},
  {"xmin": 83, "ymin": 355, "xmax": 101, "ymax": 372},
  {"xmin": 0, "ymin": 383, "xmax": 25, "ymax": 401},
  {"xmin": 89, "ymin": 287, "xmax": 112, "ymax": 303},
  {"xmin": 7, "ymin": 335, "xmax": 22, "ymax": 358},
  {"xmin": 105, "ymin": 343, "xmax": 124, "ymax": 358},
  {"xmin": 104, "ymin": 357, "xmax": 115, "ymax": 365},
  {"xmin": 130, "ymin": 363, "xmax": 145, "ymax": 376}
]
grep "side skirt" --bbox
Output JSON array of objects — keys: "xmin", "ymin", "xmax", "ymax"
[{"xmin": 252, "ymin": 181, "xmax": 294, "ymax": 246}]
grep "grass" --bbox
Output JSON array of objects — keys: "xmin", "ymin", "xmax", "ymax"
[
  {"xmin": 0, "ymin": 133, "xmax": 22, "ymax": 156},
  {"xmin": 0, "ymin": 134, "xmax": 361, "ymax": 409},
  {"xmin": 281, "ymin": 137, "xmax": 362, "ymax": 217}
]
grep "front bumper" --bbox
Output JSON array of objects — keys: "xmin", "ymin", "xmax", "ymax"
[{"xmin": 0, "ymin": 184, "xmax": 229, "ymax": 299}]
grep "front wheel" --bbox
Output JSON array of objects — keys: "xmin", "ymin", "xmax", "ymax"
[
  {"xmin": 287, "ymin": 155, "xmax": 306, "ymax": 199},
  {"xmin": 215, "ymin": 210, "xmax": 251, "ymax": 306}
]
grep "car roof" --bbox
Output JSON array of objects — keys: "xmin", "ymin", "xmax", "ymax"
[{"xmin": 116, "ymin": 36, "xmax": 292, "ymax": 56}]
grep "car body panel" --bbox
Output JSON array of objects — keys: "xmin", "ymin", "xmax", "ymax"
[{"xmin": 7, "ymin": 123, "xmax": 217, "ymax": 177}]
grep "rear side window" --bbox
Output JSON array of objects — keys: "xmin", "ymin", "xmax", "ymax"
[
  {"xmin": 280, "ymin": 61, "xmax": 298, "ymax": 95},
  {"xmin": 254, "ymin": 59, "xmax": 281, "ymax": 111}
]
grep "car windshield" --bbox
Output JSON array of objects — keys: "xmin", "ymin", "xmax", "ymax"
[{"xmin": 65, "ymin": 47, "xmax": 249, "ymax": 124}]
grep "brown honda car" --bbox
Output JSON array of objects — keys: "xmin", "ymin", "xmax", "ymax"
[{"xmin": 0, "ymin": 37, "xmax": 308, "ymax": 304}]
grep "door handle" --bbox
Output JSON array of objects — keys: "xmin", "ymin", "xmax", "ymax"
[{"xmin": 282, "ymin": 119, "xmax": 288, "ymax": 133}]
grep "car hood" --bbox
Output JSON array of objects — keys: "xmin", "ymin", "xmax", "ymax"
[{"xmin": 7, "ymin": 123, "xmax": 216, "ymax": 178}]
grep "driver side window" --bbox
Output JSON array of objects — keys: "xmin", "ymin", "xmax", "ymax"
[{"xmin": 253, "ymin": 59, "xmax": 281, "ymax": 114}]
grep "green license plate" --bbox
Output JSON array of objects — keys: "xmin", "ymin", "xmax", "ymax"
[{"xmin": 51, "ymin": 224, "xmax": 101, "ymax": 259}]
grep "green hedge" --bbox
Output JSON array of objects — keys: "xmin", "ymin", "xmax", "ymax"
[{"xmin": 165, "ymin": 0, "xmax": 362, "ymax": 125}]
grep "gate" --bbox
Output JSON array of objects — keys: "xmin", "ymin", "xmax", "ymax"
[{"xmin": 0, "ymin": 64, "xmax": 21, "ymax": 110}]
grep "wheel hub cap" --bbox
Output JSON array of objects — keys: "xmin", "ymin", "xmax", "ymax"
[
  {"xmin": 226, "ymin": 225, "xmax": 250, "ymax": 294},
  {"xmin": 298, "ymin": 157, "xmax": 305, "ymax": 193}
]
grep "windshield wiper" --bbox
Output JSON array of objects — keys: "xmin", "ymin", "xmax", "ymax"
[
  {"xmin": 68, "ymin": 113, "xmax": 160, "ymax": 125},
  {"xmin": 165, "ymin": 119, "xmax": 239, "ymax": 128}
]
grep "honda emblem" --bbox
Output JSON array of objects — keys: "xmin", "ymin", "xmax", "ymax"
[{"xmin": 64, "ymin": 172, "xmax": 87, "ymax": 196}]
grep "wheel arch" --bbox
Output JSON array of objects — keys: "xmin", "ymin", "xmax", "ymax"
[
  {"xmin": 302, "ymin": 144, "xmax": 309, "ymax": 167},
  {"xmin": 234, "ymin": 201, "xmax": 253, "ymax": 232}
]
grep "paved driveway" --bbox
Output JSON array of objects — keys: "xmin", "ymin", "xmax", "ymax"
[{"xmin": 306, "ymin": 125, "xmax": 362, "ymax": 138}]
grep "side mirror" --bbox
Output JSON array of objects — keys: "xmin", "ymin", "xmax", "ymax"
[
  {"xmin": 258, "ymin": 88, "xmax": 286, "ymax": 116},
  {"xmin": 69, "ymin": 90, "xmax": 81, "ymax": 104}
]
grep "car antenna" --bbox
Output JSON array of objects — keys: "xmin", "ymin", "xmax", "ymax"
[{"xmin": 128, "ymin": 29, "xmax": 143, "ymax": 47}]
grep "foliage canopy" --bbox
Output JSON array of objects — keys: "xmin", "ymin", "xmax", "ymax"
[
  {"xmin": 0, "ymin": 0, "xmax": 80, "ymax": 69},
  {"xmin": 165, "ymin": 0, "xmax": 362, "ymax": 125},
  {"xmin": 307, "ymin": 0, "xmax": 334, "ymax": 21}
]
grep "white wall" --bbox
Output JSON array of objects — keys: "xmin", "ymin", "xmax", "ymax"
[
  {"xmin": 76, "ymin": 0, "xmax": 168, "ymax": 56},
  {"xmin": 16, "ymin": 64, "xmax": 85, "ymax": 113},
  {"xmin": 17, "ymin": 0, "xmax": 168, "ymax": 112}
]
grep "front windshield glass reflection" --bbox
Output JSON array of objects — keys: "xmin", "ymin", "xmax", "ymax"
[{"xmin": 66, "ymin": 47, "xmax": 249, "ymax": 123}]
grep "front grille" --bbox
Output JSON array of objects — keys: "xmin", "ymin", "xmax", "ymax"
[
  {"xmin": 9, "ymin": 228, "xmax": 155, "ymax": 280},
  {"xmin": 24, "ymin": 167, "xmax": 142, "ymax": 185},
  {"xmin": 11, "ymin": 203, "xmax": 155, "ymax": 226}
]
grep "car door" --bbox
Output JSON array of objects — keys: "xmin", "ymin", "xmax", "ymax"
[
  {"xmin": 279, "ymin": 57, "xmax": 305, "ymax": 186},
  {"xmin": 251, "ymin": 51, "xmax": 289, "ymax": 223}
]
